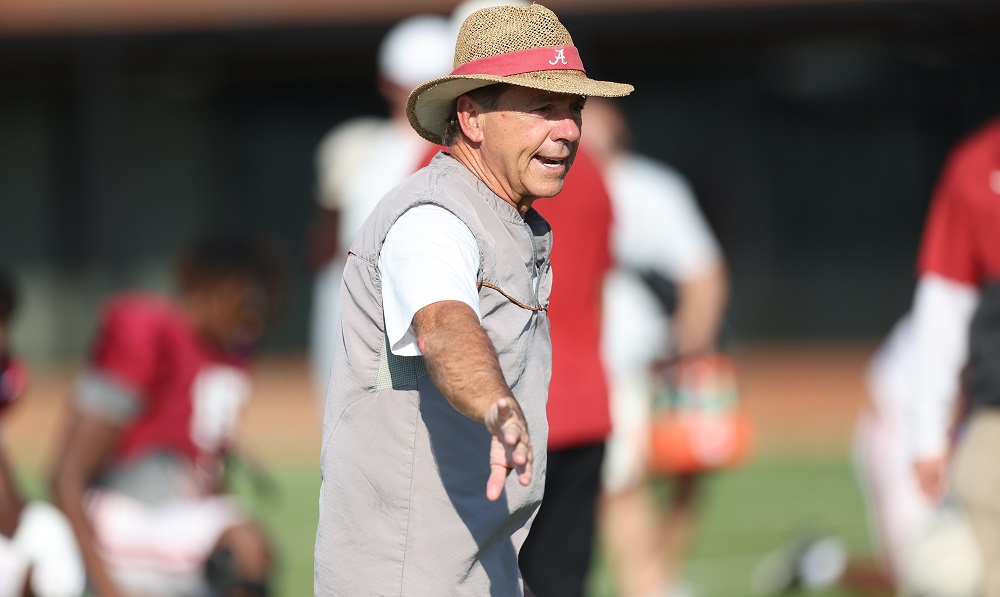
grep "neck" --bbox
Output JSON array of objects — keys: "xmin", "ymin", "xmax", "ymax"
[{"xmin": 450, "ymin": 139, "xmax": 534, "ymax": 219}]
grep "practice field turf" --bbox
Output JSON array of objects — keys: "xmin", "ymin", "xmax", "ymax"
[
  {"xmin": 14, "ymin": 450, "xmax": 870, "ymax": 597},
  {"xmin": 220, "ymin": 452, "xmax": 873, "ymax": 597}
]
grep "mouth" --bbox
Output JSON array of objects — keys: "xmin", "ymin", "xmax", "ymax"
[{"xmin": 534, "ymin": 155, "xmax": 568, "ymax": 170}]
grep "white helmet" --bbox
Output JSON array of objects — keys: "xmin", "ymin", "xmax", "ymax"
[{"xmin": 378, "ymin": 14, "xmax": 453, "ymax": 91}]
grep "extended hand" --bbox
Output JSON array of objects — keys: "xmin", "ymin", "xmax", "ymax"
[{"xmin": 483, "ymin": 397, "xmax": 533, "ymax": 501}]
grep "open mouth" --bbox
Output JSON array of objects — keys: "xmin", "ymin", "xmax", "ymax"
[{"xmin": 535, "ymin": 156, "xmax": 566, "ymax": 169}]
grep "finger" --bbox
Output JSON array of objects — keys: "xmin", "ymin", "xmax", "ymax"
[
  {"xmin": 508, "ymin": 436, "xmax": 530, "ymax": 466},
  {"xmin": 500, "ymin": 411, "xmax": 527, "ymax": 446},
  {"xmin": 504, "ymin": 425, "xmax": 523, "ymax": 448},
  {"xmin": 516, "ymin": 455, "xmax": 532, "ymax": 487},
  {"xmin": 486, "ymin": 464, "xmax": 509, "ymax": 501}
]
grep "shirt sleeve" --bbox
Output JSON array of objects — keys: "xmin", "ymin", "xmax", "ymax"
[
  {"xmin": 73, "ymin": 370, "xmax": 142, "ymax": 424},
  {"xmin": 909, "ymin": 274, "xmax": 980, "ymax": 459},
  {"xmin": 89, "ymin": 301, "xmax": 161, "ymax": 397},
  {"xmin": 379, "ymin": 205, "xmax": 481, "ymax": 357},
  {"xmin": 77, "ymin": 301, "xmax": 160, "ymax": 422}
]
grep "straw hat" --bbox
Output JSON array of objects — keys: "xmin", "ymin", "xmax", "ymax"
[{"xmin": 406, "ymin": 3, "xmax": 634, "ymax": 144}]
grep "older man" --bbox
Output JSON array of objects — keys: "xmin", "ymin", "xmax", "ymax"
[{"xmin": 313, "ymin": 4, "xmax": 632, "ymax": 595}]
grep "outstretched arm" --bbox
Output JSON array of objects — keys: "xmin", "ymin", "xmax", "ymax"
[{"xmin": 413, "ymin": 300, "xmax": 533, "ymax": 501}]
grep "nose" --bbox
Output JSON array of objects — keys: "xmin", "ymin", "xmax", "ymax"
[{"xmin": 551, "ymin": 107, "xmax": 582, "ymax": 145}]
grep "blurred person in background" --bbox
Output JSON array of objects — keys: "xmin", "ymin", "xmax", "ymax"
[
  {"xmin": 583, "ymin": 98, "xmax": 731, "ymax": 597},
  {"xmin": 845, "ymin": 315, "xmax": 934, "ymax": 596},
  {"xmin": 0, "ymin": 268, "xmax": 86, "ymax": 597},
  {"xmin": 50, "ymin": 234, "xmax": 286, "ymax": 597},
  {"xmin": 756, "ymin": 117, "xmax": 1000, "ymax": 597},
  {"xmin": 753, "ymin": 314, "xmax": 947, "ymax": 596},
  {"xmin": 313, "ymin": 3, "xmax": 632, "ymax": 593},
  {"xmin": 307, "ymin": 13, "xmax": 453, "ymax": 402},
  {"xmin": 909, "ymin": 116, "xmax": 1000, "ymax": 596}
]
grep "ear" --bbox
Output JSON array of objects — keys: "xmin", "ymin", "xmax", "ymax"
[{"xmin": 456, "ymin": 95, "xmax": 484, "ymax": 144}]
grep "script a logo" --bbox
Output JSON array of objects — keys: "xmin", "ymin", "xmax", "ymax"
[{"xmin": 548, "ymin": 48, "xmax": 568, "ymax": 66}]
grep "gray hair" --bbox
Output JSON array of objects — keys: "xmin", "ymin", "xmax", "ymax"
[{"xmin": 442, "ymin": 84, "xmax": 512, "ymax": 146}]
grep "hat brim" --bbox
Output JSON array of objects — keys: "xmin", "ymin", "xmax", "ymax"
[{"xmin": 406, "ymin": 69, "xmax": 634, "ymax": 145}]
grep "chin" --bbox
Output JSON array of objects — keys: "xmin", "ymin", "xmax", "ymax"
[{"xmin": 539, "ymin": 183, "xmax": 566, "ymax": 198}]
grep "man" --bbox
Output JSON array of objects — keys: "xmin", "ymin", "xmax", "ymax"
[
  {"xmin": 313, "ymin": 4, "xmax": 632, "ymax": 595},
  {"xmin": 50, "ymin": 234, "xmax": 286, "ymax": 597},
  {"xmin": 909, "ymin": 117, "xmax": 1000, "ymax": 595},
  {"xmin": 0, "ymin": 268, "xmax": 86, "ymax": 597},
  {"xmin": 341, "ymin": 5, "xmax": 623, "ymax": 593},
  {"xmin": 584, "ymin": 98, "xmax": 730, "ymax": 597},
  {"xmin": 308, "ymin": 14, "xmax": 452, "ymax": 399}
]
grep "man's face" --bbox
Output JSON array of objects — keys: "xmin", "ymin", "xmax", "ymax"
[
  {"xmin": 197, "ymin": 277, "xmax": 270, "ymax": 355},
  {"xmin": 477, "ymin": 87, "xmax": 585, "ymax": 204}
]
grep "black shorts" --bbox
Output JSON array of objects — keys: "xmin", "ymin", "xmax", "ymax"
[{"xmin": 519, "ymin": 442, "xmax": 606, "ymax": 597}]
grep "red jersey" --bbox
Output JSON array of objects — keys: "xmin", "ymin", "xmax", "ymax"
[
  {"xmin": 535, "ymin": 149, "xmax": 614, "ymax": 449},
  {"xmin": 90, "ymin": 294, "xmax": 250, "ymax": 473},
  {"xmin": 918, "ymin": 117, "xmax": 1000, "ymax": 286}
]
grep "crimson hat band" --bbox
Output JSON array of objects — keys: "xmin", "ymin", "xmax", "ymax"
[{"xmin": 449, "ymin": 45, "xmax": 586, "ymax": 78}]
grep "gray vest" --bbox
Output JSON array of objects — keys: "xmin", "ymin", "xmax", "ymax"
[{"xmin": 315, "ymin": 153, "xmax": 553, "ymax": 596}]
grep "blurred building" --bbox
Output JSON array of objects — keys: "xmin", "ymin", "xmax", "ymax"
[{"xmin": 1, "ymin": 0, "xmax": 999, "ymax": 361}]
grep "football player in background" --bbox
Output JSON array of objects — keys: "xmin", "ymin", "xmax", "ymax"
[
  {"xmin": 584, "ymin": 98, "xmax": 734, "ymax": 597},
  {"xmin": 50, "ymin": 234, "xmax": 285, "ymax": 597}
]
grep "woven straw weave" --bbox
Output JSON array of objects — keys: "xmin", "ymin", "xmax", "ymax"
[{"xmin": 453, "ymin": 4, "xmax": 574, "ymax": 68}]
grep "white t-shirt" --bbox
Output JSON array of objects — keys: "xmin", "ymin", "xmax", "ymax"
[
  {"xmin": 601, "ymin": 153, "xmax": 722, "ymax": 378},
  {"xmin": 379, "ymin": 205, "xmax": 481, "ymax": 357},
  {"xmin": 605, "ymin": 153, "xmax": 721, "ymax": 282}
]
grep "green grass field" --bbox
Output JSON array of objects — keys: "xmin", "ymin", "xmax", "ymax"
[
  {"xmin": 219, "ymin": 451, "xmax": 873, "ymax": 597},
  {"xmin": 13, "ymin": 448, "xmax": 870, "ymax": 596}
]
